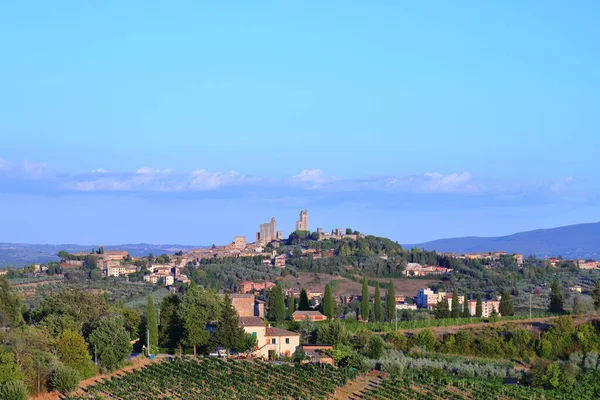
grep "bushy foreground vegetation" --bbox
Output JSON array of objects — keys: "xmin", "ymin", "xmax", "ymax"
[
  {"xmin": 363, "ymin": 371, "xmax": 600, "ymax": 400},
  {"xmin": 65, "ymin": 357, "xmax": 358, "ymax": 400}
]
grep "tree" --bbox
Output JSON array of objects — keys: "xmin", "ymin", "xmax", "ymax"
[
  {"xmin": 214, "ymin": 294, "xmax": 245, "ymax": 351},
  {"xmin": 365, "ymin": 335, "xmax": 385, "ymax": 359},
  {"xmin": 322, "ymin": 284, "xmax": 334, "ymax": 320},
  {"xmin": 299, "ymin": 289, "xmax": 310, "ymax": 311},
  {"xmin": 0, "ymin": 380, "xmax": 28, "ymax": 400},
  {"xmin": 88, "ymin": 317, "xmax": 132, "ymax": 371},
  {"xmin": 287, "ymin": 296, "xmax": 296, "ymax": 319},
  {"xmin": 433, "ymin": 299, "xmax": 450, "ymax": 319},
  {"xmin": 240, "ymin": 333, "xmax": 258, "ymax": 357},
  {"xmin": 373, "ymin": 286, "xmax": 383, "ymax": 322},
  {"xmin": 385, "ymin": 281, "xmax": 396, "ymax": 322},
  {"xmin": 159, "ymin": 294, "xmax": 182, "ymax": 348},
  {"xmin": 299, "ymin": 316, "xmax": 315, "ymax": 344},
  {"xmin": 451, "ymin": 289, "xmax": 460, "ymax": 318},
  {"xmin": 317, "ymin": 319, "xmax": 349, "ymax": 346},
  {"xmin": 461, "ymin": 301, "xmax": 471, "ymax": 318},
  {"xmin": 177, "ymin": 282, "xmax": 220, "ymax": 357},
  {"xmin": 475, "ymin": 293, "xmax": 483, "ymax": 317},
  {"xmin": 549, "ymin": 279, "xmax": 564, "ymax": 313},
  {"xmin": 593, "ymin": 281, "xmax": 600, "ymax": 310},
  {"xmin": 0, "ymin": 348, "xmax": 24, "ymax": 385},
  {"xmin": 55, "ymin": 330, "xmax": 94, "ymax": 379},
  {"xmin": 360, "ymin": 276, "xmax": 370, "ymax": 321},
  {"xmin": 50, "ymin": 364, "xmax": 79, "ymax": 394},
  {"xmin": 0, "ymin": 276, "xmax": 24, "ymax": 328},
  {"xmin": 499, "ymin": 289, "xmax": 514, "ymax": 316},
  {"xmin": 268, "ymin": 284, "xmax": 286, "ymax": 323},
  {"xmin": 146, "ymin": 297, "xmax": 159, "ymax": 354}
]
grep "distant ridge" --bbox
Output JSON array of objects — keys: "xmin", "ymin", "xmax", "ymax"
[
  {"xmin": 408, "ymin": 222, "xmax": 600, "ymax": 259},
  {"xmin": 0, "ymin": 243, "xmax": 203, "ymax": 268}
]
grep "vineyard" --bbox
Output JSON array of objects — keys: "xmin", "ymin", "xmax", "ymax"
[
  {"xmin": 361, "ymin": 374, "xmax": 599, "ymax": 400},
  {"xmin": 66, "ymin": 357, "xmax": 358, "ymax": 400}
]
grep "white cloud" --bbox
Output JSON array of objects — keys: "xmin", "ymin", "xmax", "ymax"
[
  {"xmin": 65, "ymin": 167, "xmax": 252, "ymax": 192},
  {"xmin": 91, "ymin": 168, "xmax": 110, "ymax": 174},
  {"xmin": 291, "ymin": 169, "xmax": 338, "ymax": 189},
  {"xmin": 549, "ymin": 176, "xmax": 574, "ymax": 193},
  {"xmin": 0, "ymin": 157, "xmax": 47, "ymax": 179},
  {"xmin": 422, "ymin": 171, "xmax": 477, "ymax": 193}
]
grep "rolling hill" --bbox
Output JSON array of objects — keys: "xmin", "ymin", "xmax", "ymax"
[{"xmin": 409, "ymin": 222, "xmax": 600, "ymax": 259}]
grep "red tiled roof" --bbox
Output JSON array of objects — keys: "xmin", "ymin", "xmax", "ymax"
[
  {"xmin": 292, "ymin": 310, "xmax": 324, "ymax": 316},
  {"xmin": 238, "ymin": 317, "xmax": 264, "ymax": 327},
  {"xmin": 265, "ymin": 327, "xmax": 301, "ymax": 337}
]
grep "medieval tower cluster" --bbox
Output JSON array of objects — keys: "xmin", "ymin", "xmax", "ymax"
[{"xmin": 255, "ymin": 210, "xmax": 309, "ymax": 244}]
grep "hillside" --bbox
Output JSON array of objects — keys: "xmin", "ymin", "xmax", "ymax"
[{"xmin": 410, "ymin": 222, "xmax": 600, "ymax": 259}]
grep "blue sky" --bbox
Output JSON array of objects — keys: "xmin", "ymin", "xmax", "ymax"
[{"xmin": 1, "ymin": 1, "xmax": 599, "ymax": 245}]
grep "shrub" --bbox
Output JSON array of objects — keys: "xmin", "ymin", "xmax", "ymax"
[
  {"xmin": 0, "ymin": 380, "xmax": 28, "ymax": 400},
  {"xmin": 50, "ymin": 365, "xmax": 80, "ymax": 394}
]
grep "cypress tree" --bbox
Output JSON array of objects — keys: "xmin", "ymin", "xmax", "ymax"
[
  {"xmin": 323, "ymin": 284, "xmax": 334, "ymax": 319},
  {"xmin": 549, "ymin": 279, "xmax": 564, "ymax": 313},
  {"xmin": 214, "ymin": 293, "xmax": 245, "ymax": 351},
  {"xmin": 475, "ymin": 293, "xmax": 483, "ymax": 317},
  {"xmin": 360, "ymin": 276, "xmax": 370, "ymax": 321},
  {"xmin": 385, "ymin": 280, "xmax": 396, "ymax": 322},
  {"xmin": 374, "ymin": 286, "xmax": 383, "ymax": 322},
  {"xmin": 461, "ymin": 299, "xmax": 471, "ymax": 318},
  {"xmin": 499, "ymin": 289, "xmax": 514, "ymax": 316},
  {"xmin": 451, "ymin": 288, "xmax": 460, "ymax": 318},
  {"xmin": 287, "ymin": 296, "xmax": 296, "ymax": 319},
  {"xmin": 299, "ymin": 289, "xmax": 310, "ymax": 311},
  {"xmin": 147, "ymin": 296, "xmax": 159, "ymax": 354},
  {"xmin": 268, "ymin": 284, "xmax": 286, "ymax": 323}
]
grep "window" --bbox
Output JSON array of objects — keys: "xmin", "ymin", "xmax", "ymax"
[
  {"xmin": 252, "ymin": 332, "xmax": 257, "ymax": 338},
  {"xmin": 271, "ymin": 338, "xmax": 276, "ymax": 344},
  {"xmin": 285, "ymin": 338, "xmax": 290, "ymax": 344}
]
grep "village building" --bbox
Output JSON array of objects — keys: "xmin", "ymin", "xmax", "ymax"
[
  {"xmin": 238, "ymin": 317, "xmax": 300, "ymax": 359},
  {"xmin": 230, "ymin": 294, "xmax": 265, "ymax": 318}
]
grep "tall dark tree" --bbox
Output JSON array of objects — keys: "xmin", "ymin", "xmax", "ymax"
[
  {"xmin": 499, "ymin": 289, "xmax": 514, "ymax": 316},
  {"xmin": 373, "ymin": 286, "xmax": 383, "ymax": 322},
  {"xmin": 268, "ymin": 284, "xmax": 286, "ymax": 323},
  {"xmin": 451, "ymin": 289, "xmax": 460, "ymax": 318},
  {"xmin": 549, "ymin": 279, "xmax": 564, "ymax": 313},
  {"xmin": 322, "ymin": 284, "xmax": 334, "ymax": 320},
  {"xmin": 461, "ymin": 300, "xmax": 471, "ymax": 318},
  {"xmin": 159, "ymin": 294, "xmax": 182, "ymax": 348},
  {"xmin": 287, "ymin": 296, "xmax": 296, "ymax": 319},
  {"xmin": 214, "ymin": 294, "xmax": 245, "ymax": 351},
  {"xmin": 360, "ymin": 276, "xmax": 370, "ymax": 321},
  {"xmin": 475, "ymin": 293, "xmax": 483, "ymax": 318},
  {"xmin": 593, "ymin": 281, "xmax": 600, "ymax": 310},
  {"xmin": 299, "ymin": 289, "xmax": 310, "ymax": 311},
  {"xmin": 385, "ymin": 281, "xmax": 396, "ymax": 322},
  {"xmin": 146, "ymin": 296, "xmax": 158, "ymax": 354}
]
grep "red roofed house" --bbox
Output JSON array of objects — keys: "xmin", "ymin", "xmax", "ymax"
[
  {"xmin": 237, "ymin": 317, "xmax": 300, "ymax": 359},
  {"xmin": 292, "ymin": 310, "xmax": 327, "ymax": 322}
]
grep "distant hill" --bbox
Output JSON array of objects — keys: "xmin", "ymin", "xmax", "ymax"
[
  {"xmin": 408, "ymin": 222, "xmax": 600, "ymax": 259},
  {"xmin": 0, "ymin": 243, "xmax": 202, "ymax": 268}
]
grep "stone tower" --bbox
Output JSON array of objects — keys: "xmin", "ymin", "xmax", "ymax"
[{"xmin": 295, "ymin": 209, "xmax": 309, "ymax": 232}]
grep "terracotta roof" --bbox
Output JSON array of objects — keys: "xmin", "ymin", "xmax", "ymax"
[
  {"xmin": 238, "ymin": 317, "xmax": 264, "ymax": 327},
  {"xmin": 231, "ymin": 294, "xmax": 255, "ymax": 299},
  {"xmin": 293, "ymin": 310, "xmax": 324, "ymax": 316},
  {"xmin": 265, "ymin": 327, "xmax": 301, "ymax": 337}
]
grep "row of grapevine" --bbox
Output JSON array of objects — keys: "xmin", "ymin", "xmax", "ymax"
[
  {"xmin": 362, "ymin": 374, "xmax": 599, "ymax": 400},
  {"xmin": 65, "ymin": 357, "xmax": 358, "ymax": 399}
]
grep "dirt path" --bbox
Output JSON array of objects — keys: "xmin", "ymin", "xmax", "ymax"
[
  {"xmin": 30, "ymin": 355, "xmax": 163, "ymax": 400},
  {"xmin": 332, "ymin": 372, "xmax": 387, "ymax": 400}
]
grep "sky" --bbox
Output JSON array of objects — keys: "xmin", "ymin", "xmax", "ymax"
[{"xmin": 1, "ymin": 1, "xmax": 599, "ymax": 246}]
